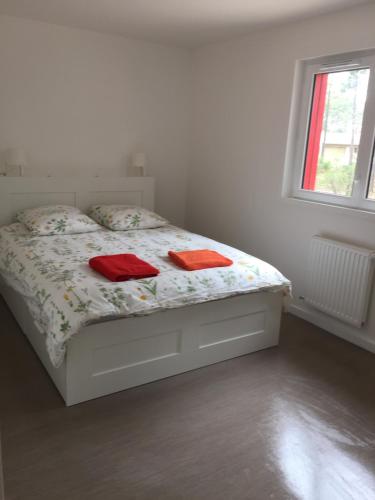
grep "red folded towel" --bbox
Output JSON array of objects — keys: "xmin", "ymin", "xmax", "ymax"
[
  {"xmin": 168, "ymin": 249, "xmax": 233, "ymax": 271},
  {"xmin": 89, "ymin": 254, "xmax": 159, "ymax": 282}
]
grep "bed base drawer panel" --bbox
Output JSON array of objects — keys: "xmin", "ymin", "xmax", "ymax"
[
  {"xmin": 92, "ymin": 329, "xmax": 182, "ymax": 376},
  {"xmin": 198, "ymin": 311, "xmax": 265, "ymax": 349}
]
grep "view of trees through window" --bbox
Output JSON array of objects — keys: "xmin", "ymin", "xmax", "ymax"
[{"xmin": 303, "ymin": 68, "xmax": 370, "ymax": 197}]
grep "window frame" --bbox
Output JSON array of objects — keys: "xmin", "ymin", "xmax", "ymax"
[{"xmin": 288, "ymin": 51, "xmax": 375, "ymax": 212}]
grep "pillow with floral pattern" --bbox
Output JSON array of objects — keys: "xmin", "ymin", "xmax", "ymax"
[
  {"xmin": 89, "ymin": 205, "xmax": 169, "ymax": 231},
  {"xmin": 16, "ymin": 205, "xmax": 100, "ymax": 236}
]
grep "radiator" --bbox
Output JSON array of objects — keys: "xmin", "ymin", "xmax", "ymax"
[{"xmin": 305, "ymin": 236, "xmax": 375, "ymax": 327}]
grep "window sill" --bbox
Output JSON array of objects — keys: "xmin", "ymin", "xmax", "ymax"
[{"xmin": 283, "ymin": 195, "xmax": 375, "ymax": 221}]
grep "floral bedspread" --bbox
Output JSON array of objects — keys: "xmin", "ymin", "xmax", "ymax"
[{"xmin": 0, "ymin": 223, "xmax": 290, "ymax": 367}]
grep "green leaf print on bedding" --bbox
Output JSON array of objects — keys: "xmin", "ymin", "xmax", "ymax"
[
  {"xmin": 238, "ymin": 260, "xmax": 260, "ymax": 275},
  {"xmin": 138, "ymin": 279, "xmax": 158, "ymax": 296},
  {"xmin": 198, "ymin": 276, "xmax": 214, "ymax": 288},
  {"xmin": 3, "ymin": 250, "xmax": 16, "ymax": 268},
  {"xmin": 35, "ymin": 288, "xmax": 51, "ymax": 307},
  {"xmin": 85, "ymin": 242, "xmax": 103, "ymax": 253},
  {"xmin": 64, "ymin": 287, "xmax": 92, "ymax": 314},
  {"xmin": 220, "ymin": 270, "xmax": 237, "ymax": 286},
  {"xmin": 54, "ymin": 219, "xmax": 68, "ymax": 233},
  {"xmin": 99, "ymin": 286, "xmax": 127, "ymax": 309},
  {"xmin": 186, "ymin": 278, "xmax": 197, "ymax": 293},
  {"xmin": 60, "ymin": 319, "xmax": 71, "ymax": 334},
  {"xmin": 129, "ymin": 214, "xmax": 141, "ymax": 227}
]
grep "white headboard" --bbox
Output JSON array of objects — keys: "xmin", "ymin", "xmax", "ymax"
[{"xmin": 0, "ymin": 177, "xmax": 155, "ymax": 226}]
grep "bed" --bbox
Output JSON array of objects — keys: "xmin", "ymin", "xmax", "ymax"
[{"xmin": 0, "ymin": 177, "xmax": 290, "ymax": 406}]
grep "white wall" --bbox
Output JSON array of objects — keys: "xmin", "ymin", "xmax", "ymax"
[
  {"xmin": 0, "ymin": 16, "xmax": 191, "ymax": 226},
  {"xmin": 188, "ymin": 3, "xmax": 375, "ymax": 351}
]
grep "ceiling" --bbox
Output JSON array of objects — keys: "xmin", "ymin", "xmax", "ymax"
[{"xmin": 0, "ymin": 0, "xmax": 370, "ymax": 48}]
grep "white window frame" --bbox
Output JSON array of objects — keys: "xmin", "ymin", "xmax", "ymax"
[{"xmin": 286, "ymin": 50, "xmax": 375, "ymax": 212}]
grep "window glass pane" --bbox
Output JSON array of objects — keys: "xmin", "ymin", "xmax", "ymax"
[{"xmin": 302, "ymin": 68, "xmax": 370, "ymax": 196}]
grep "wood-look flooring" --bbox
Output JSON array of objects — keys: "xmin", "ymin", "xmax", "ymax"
[{"xmin": 1, "ymin": 297, "xmax": 375, "ymax": 500}]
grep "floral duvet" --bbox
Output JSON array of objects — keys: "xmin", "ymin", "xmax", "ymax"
[{"xmin": 0, "ymin": 223, "xmax": 290, "ymax": 367}]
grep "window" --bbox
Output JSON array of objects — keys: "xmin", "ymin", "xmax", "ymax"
[{"xmin": 286, "ymin": 50, "xmax": 375, "ymax": 211}]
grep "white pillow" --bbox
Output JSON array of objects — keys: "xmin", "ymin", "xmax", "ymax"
[
  {"xmin": 89, "ymin": 205, "xmax": 169, "ymax": 231},
  {"xmin": 16, "ymin": 205, "xmax": 100, "ymax": 236}
]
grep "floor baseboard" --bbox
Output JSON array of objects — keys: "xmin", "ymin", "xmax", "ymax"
[{"xmin": 288, "ymin": 303, "xmax": 375, "ymax": 354}]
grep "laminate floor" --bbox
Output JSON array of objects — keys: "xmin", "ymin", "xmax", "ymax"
[{"xmin": 1, "ymin": 297, "xmax": 375, "ymax": 500}]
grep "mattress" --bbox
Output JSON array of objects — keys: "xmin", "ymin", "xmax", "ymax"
[{"xmin": 0, "ymin": 223, "xmax": 290, "ymax": 367}]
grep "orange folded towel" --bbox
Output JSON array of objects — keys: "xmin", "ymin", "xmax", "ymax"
[{"xmin": 168, "ymin": 249, "xmax": 233, "ymax": 271}]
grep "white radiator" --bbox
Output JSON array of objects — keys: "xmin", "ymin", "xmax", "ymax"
[{"xmin": 305, "ymin": 236, "xmax": 375, "ymax": 327}]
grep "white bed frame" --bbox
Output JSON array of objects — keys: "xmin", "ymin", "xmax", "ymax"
[{"xmin": 0, "ymin": 177, "xmax": 283, "ymax": 406}]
